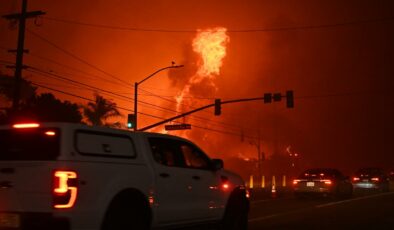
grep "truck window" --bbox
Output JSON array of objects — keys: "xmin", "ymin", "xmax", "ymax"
[
  {"xmin": 149, "ymin": 137, "xmax": 211, "ymax": 170},
  {"xmin": 149, "ymin": 137, "xmax": 185, "ymax": 167},
  {"xmin": 179, "ymin": 144, "xmax": 211, "ymax": 170},
  {"xmin": 75, "ymin": 131, "xmax": 136, "ymax": 158},
  {"xmin": 0, "ymin": 128, "xmax": 60, "ymax": 160}
]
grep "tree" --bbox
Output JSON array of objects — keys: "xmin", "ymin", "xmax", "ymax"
[
  {"xmin": 0, "ymin": 93, "xmax": 83, "ymax": 124},
  {"xmin": 0, "ymin": 73, "xmax": 37, "ymax": 108},
  {"xmin": 26, "ymin": 93, "xmax": 83, "ymax": 122},
  {"xmin": 0, "ymin": 74, "xmax": 83, "ymax": 124},
  {"xmin": 83, "ymin": 93, "xmax": 122, "ymax": 127}
]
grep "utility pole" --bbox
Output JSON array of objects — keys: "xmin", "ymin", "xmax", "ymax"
[
  {"xmin": 2, "ymin": 0, "xmax": 45, "ymax": 111},
  {"xmin": 250, "ymin": 130, "xmax": 263, "ymax": 178}
]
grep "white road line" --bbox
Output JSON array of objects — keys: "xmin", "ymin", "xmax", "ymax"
[
  {"xmin": 315, "ymin": 191, "xmax": 394, "ymax": 208},
  {"xmin": 251, "ymin": 197, "xmax": 292, "ymax": 204},
  {"xmin": 248, "ymin": 192, "xmax": 394, "ymax": 223},
  {"xmin": 248, "ymin": 207, "xmax": 313, "ymax": 223}
]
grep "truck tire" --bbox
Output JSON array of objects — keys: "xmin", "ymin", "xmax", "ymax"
[
  {"xmin": 221, "ymin": 188, "xmax": 249, "ymax": 230},
  {"xmin": 101, "ymin": 191, "xmax": 151, "ymax": 230}
]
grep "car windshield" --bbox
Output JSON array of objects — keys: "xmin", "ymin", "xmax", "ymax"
[{"xmin": 0, "ymin": 128, "xmax": 60, "ymax": 161}]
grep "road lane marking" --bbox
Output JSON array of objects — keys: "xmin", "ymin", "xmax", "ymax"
[
  {"xmin": 251, "ymin": 197, "xmax": 292, "ymax": 204},
  {"xmin": 248, "ymin": 207, "xmax": 314, "ymax": 223},
  {"xmin": 248, "ymin": 192, "xmax": 394, "ymax": 223},
  {"xmin": 315, "ymin": 191, "xmax": 394, "ymax": 208}
]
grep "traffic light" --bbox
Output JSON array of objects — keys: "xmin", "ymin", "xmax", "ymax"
[
  {"xmin": 273, "ymin": 93, "xmax": 282, "ymax": 102},
  {"xmin": 127, "ymin": 114, "xmax": 136, "ymax": 129},
  {"xmin": 263, "ymin": 93, "xmax": 272, "ymax": 103},
  {"xmin": 286, "ymin": 90, "xmax": 294, "ymax": 108},
  {"xmin": 214, "ymin": 99, "xmax": 221, "ymax": 116}
]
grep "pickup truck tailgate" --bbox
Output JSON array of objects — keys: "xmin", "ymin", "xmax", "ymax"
[{"xmin": 0, "ymin": 162, "xmax": 54, "ymax": 212}]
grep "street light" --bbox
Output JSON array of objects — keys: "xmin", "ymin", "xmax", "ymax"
[{"xmin": 133, "ymin": 63, "xmax": 184, "ymax": 131}]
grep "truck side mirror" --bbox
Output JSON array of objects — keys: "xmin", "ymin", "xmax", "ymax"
[{"xmin": 211, "ymin": 159, "xmax": 224, "ymax": 171}]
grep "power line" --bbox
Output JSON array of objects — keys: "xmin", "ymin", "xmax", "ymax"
[
  {"xmin": 42, "ymin": 16, "xmax": 394, "ymax": 33},
  {"xmin": 30, "ymin": 82, "xmax": 253, "ymax": 138},
  {"xmin": 26, "ymin": 29, "xmax": 131, "ymax": 85},
  {"xmin": 28, "ymin": 67, "xmax": 242, "ymax": 132},
  {"xmin": 25, "ymin": 64, "xmax": 245, "ymax": 130},
  {"xmin": 2, "ymin": 0, "xmax": 45, "ymax": 111},
  {"xmin": 22, "ymin": 30, "xmax": 217, "ymax": 117},
  {"xmin": 27, "ymin": 52, "xmax": 130, "ymax": 87},
  {"xmin": 11, "ymin": 31, "xmax": 242, "ymax": 125},
  {"xmin": 30, "ymin": 82, "xmax": 164, "ymax": 120},
  {"xmin": 26, "ymin": 67, "xmax": 179, "ymax": 113},
  {"xmin": 3, "ymin": 45, "xmax": 130, "ymax": 90},
  {"xmin": 0, "ymin": 60, "xmax": 14, "ymax": 65}
]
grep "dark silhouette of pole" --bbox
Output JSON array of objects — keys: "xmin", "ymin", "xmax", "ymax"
[
  {"xmin": 134, "ymin": 64, "xmax": 183, "ymax": 131},
  {"xmin": 139, "ymin": 91, "xmax": 294, "ymax": 131},
  {"xmin": 2, "ymin": 0, "xmax": 45, "ymax": 111}
]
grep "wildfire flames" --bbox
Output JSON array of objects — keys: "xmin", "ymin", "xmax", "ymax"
[
  {"xmin": 193, "ymin": 27, "xmax": 230, "ymax": 77},
  {"xmin": 176, "ymin": 27, "xmax": 230, "ymax": 111}
]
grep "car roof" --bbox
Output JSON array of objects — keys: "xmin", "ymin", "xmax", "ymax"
[
  {"xmin": 356, "ymin": 167, "xmax": 385, "ymax": 174},
  {"xmin": 0, "ymin": 122, "xmax": 189, "ymax": 141}
]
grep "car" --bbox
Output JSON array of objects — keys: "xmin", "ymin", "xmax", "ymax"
[
  {"xmin": 293, "ymin": 168, "xmax": 353, "ymax": 198},
  {"xmin": 389, "ymin": 170, "xmax": 394, "ymax": 181},
  {"xmin": 352, "ymin": 167, "xmax": 390, "ymax": 192}
]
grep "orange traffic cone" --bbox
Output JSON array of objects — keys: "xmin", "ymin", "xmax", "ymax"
[
  {"xmin": 271, "ymin": 185, "xmax": 277, "ymax": 198},
  {"xmin": 271, "ymin": 175, "xmax": 277, "ymax": 198}
]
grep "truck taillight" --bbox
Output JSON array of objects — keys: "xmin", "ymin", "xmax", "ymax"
[
  {"xmin": 321, "ymin": 179, "xmax": 332, "ymax": 185},
  {"xmin": 221, "ymin": 182, "xmax": 230, "ymax": 190},
  {"xmin": 12, "ymin": 123, "xmax": 40, "ymax": 128},
  {"xmin": 53, "ymin": 170, "xmax": 78, "ymax": 209}
]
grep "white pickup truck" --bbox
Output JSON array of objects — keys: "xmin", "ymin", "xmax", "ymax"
[{"xmin": 0, "ymin": 122, "xmax": 249, "ymax": 230}]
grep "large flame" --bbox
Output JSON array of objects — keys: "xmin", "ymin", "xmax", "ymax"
[
  {"xmin": 193, "ymin": 27, "xmax": 230, "ymax": 77},
  {"xmin": 176, "ymin": 27, "xmax": 229, "ymax": 112}
]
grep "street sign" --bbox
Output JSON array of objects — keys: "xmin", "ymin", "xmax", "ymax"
[{"xmin": 164, "ymin": 124, "xmax": 191, "ymax": 130}]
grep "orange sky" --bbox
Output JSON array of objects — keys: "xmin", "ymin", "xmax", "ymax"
[{"xmin": 1, "ymin": 0, "xmax": 394, "ymax": 173}]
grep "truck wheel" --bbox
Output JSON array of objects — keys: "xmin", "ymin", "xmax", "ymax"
[
  {"xmin": 221, "ymin": 190, "xmax": 249, "ymax": 230},
  {"xmin": 101, "ymin": 193, "xmax": 150, "ymax": 230}
]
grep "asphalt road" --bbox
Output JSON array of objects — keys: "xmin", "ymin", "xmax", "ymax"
[{"xmin": 248, "ymin": 190, "xmax": 394, "ymax": 230}]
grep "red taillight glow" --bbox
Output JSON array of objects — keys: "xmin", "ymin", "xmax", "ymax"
[
  {"xmin": 245, "ymin": 189, "xmax": 250, "ymax": 199},
  {"xmin": 371, "ymin": 177, "xmax": 380, "ymax": 182},
  {"xmin": 53, "ymin": 170, "xmax": 78, "ymax": 209},
  {"xmin": 293, "ymin": 179, "xmax": 300, "ymax": 185},
  {"xmin": 45, "ymin": 131, "xmax": 56, "ymax": 136},
  {"xmin": 148, "ymin": 196, "xmax": 154, "ymax": 206},
  {"xmin": 222, "ymin": 183, "xmax": 230, "ymax": 190},
  {"xmin": 321, "ymin": 179, "xmax": 332, "ymax": 185},
  {"xmin": 12, "ymin": 123, "xmax": 40, "ymax": 129},
  {"xmin": 353, "ymin": 177, "xmax": 360, "ymax": 181}
]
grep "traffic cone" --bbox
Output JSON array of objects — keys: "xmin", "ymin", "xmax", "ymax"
[
  {"xmin": 271, "ymin": 175, "xmax": 277, "ymax": 198},
  {"xmin": 249, "ymin": 175, "xmax": 254, "ymax": 189}
]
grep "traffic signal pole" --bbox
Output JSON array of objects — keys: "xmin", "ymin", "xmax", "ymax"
[
  {"xmin": 139, "ymin": 91, "xmax": 294, "ymax": 131},
  {"xmin": 139, "ymin": 103, "xmax": 214, "ymax": 131}
]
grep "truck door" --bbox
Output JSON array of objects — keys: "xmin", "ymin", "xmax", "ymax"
[
  {"xmin": 148, "ymin": 138, "xmax": 194, "ymax": 225},
  {"xmin": 177, "ymin": 141, "xmax": 224, "ymax": 221}
]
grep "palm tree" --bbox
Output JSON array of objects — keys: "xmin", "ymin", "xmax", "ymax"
[{"xmin": 83, "ymin": 93, "xmax": 122, "ymax": 127}]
